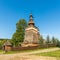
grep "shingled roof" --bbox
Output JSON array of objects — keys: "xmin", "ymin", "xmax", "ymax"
[
  {"xmin": 28, "ymin": 13, "xmax": 35, "ymax": 25},
  {"xmin": 3, "ymin": 41, "xmax": 12, "ymax": 46}
]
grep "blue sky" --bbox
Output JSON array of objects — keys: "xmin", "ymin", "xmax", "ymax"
[{"xmin": 0, "ymin": 0, "xmax": 60, "ymax": 39}]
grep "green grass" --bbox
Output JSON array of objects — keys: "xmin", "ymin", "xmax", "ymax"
[
  {"xmin": 36, "ymin": 50, "xmax": 60, "ymax": 57},
  {"xmin": 0, "ymin": 50, "xmax": 4, "ymax": 54},
  {"xmin": 5, "ymin": 50, "xmax": 34, "ymax": 54},
  {"xmin": 0, "ymin": 50, "xmax": 3, "ymax": 52},
  {"xmin": 0, "ymin": 47, "xmax": 58, "ymax": 54},
  {"xmin": 5, "ymin": 48, "xmax": 44, "ymax": 54},
  {"xmin": 5, "ymin": 47, "xmax": 58, "ymax": 54}
]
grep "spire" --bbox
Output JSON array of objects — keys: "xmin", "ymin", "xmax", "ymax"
[
  {"xmin": 30, "ymin": 13, "xmax": 33, "ymax": 20},
  {"xmin": 28, "ymin": 13, "xmax": 35, "ymax": 26}
]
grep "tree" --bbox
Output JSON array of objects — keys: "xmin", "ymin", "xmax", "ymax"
[
  {"xmin": 11, "ymin": 19, "xmax": 27, "ymax": 47},
  {"xmin": 39, "ymin": 36, "xmax": 44, "ymax": 45},
  {"xmin": 0, "ymin": 39, "xmax": 8, "ymax": 49},
  {"xmin": 51, "ymin": 36, "xmax": 57, "ymax": 45},
  {"xmin": 46, "ymin": 35, "xmax": 50, "ymax": 44},
  {"xmin": 57, "ymin": 40, "xmax": 60, "ymax": 47}
]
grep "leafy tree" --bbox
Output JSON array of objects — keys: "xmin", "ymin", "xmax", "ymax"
[
  {"xmin": 0, "ymin": 39, "xmax": 8, "ymax": 49},
  {"xmin": 0, "ymin": 41, "xmax": 2, "ymax": 49},
  {"xmin": 11, "ymin": 19, "xmax": 27, "ymax": 47}
]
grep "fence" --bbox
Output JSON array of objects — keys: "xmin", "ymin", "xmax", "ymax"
[{"xmin": 12, "ymin": 44, "xmax": 56, "ymax": 51}]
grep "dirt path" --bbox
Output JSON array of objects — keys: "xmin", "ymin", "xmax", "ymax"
[{"xmin": 0, "ymin": 47, "xmax": 60, "ymax": 60}]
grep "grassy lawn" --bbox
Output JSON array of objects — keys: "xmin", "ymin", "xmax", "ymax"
[
  {"xmin": 0, "ymin": 47, "xmax": 59, "ymax": 54},
  {"xmin": 0, "ymin": 50, "xmax": 3, "ymax": 52},
  {"xmin": 5, "ymin": 48, "xmax": 45, "ymax": 54},
  {"xmin": 36, "ymin": 50, "xmax": 60, "ymax": 57},
  {"xmin": 0, "ymin": 50, "xmax": 4, "ymax": 54},
  {"xmin": 5, "ymin": 47, "xmax": 58, "ymax": 54},
  {"xmin": 5, "ymin": 50, "xmax": 34, "ymax": 54}
]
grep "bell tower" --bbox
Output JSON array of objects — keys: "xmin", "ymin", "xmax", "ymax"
[
  {"xmin": 28, "ymin": 13, "xmax": 34, "ymax": 26},
  {"xmin": 22, "ymin": 13, "xmax": 40, "ymax": 47}
]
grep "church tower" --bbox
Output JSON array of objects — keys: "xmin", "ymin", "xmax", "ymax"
[{"xmin": 22, "ymin": 13, "xmax": 40, "ymax": 47}]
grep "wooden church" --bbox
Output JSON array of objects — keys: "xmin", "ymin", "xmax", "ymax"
[{"xmin": 22, "ymin": 14, "xmax": 40, "ymax": 47}]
